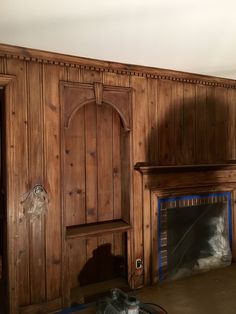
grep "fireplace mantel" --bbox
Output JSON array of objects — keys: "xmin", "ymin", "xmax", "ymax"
[
  {"xmin": 135, "ymin": 162, "xmax": 236, "ymax": 175},
  {"xmin": 135, "ymin": 162, "xmax": 236, "ymax": 286}
]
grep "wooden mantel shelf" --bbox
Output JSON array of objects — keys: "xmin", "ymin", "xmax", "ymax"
[
  {"xmin": 134, "ymin": 162, "xmax": 236, "ymax": 175},
  {"xmin": 66, "ymin": 219, "xmax": 131, "ymax": 239}
]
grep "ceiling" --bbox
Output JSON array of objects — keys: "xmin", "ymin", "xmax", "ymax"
[{"xmin": 1, "ymin": 0, "xmax": 236, "ymax": 79}]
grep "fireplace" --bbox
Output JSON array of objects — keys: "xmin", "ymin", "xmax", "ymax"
[
  {"xmin": 135, "ymin": 163, "xmax": 236, "ymax": 285},
  {"xmin": 158, "ymin": 192, "xmax": 232, "ymax": 281}
]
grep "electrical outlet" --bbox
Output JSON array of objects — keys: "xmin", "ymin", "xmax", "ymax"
[{"xmin": 136, "ymin": 258, "xmax": 143, "ymax": 269}]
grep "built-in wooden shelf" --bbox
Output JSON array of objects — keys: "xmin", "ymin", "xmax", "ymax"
[
  {"xmin": 66, "ymin": 219, "xmax": 131, "ymax": 239},
  {"xmin": 135, "ymin": 162, "xmax": 236, "ymax": 174}
]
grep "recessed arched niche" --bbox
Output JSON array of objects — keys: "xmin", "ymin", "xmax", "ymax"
[
  {"xmin": 60, "ymin": 81, "xmax": 132, "ymax": 303},
  {"xmin": 60, "ymin": 81, "xmax": 132, "ymax": 228}
]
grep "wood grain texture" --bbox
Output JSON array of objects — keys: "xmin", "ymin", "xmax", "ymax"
[
  {"xmin": 227, "ymin": 88, "xmax": 236, "ymax": 161},
  {"xmin": 43, "ymin": 64, "xmax": 66, "ymax": 301},
  {"xmin": 6, "ymin": 58, "xmax": 30, "ymax": 307},
  {"xmin": 195, "ymin": 85, "xmax": 207, "ymax": 163},
  {"xmin": 214, "ymin": 87, "xmax": 228, "ymax": 161},
  {"xmin": 64, "ymin": 106, "xmax": 86, "ymax": 226},
  {"xmin": 0, "ymin": 74, "xmax": 17, "ymax": 314},
  {"xmin": 130, "ymin": 75, "xmax": 148, "ymax": 288},
  {"xmin": 97, "ymin": 104, "xmax": 113, "ymax": 221},
  {"xmin": 183, "ymin": 83, "xmax": 196, "ymax": 164},
  {"xmin": 27, "ymin": 62, "xmax": 46, "ymax": 304},
  {"xmin": 85, "ymin": 102, "xmax": 98, "ymax": 224},
  {"xmin": 1, "ymin": 44, "xmax": 236, "ymax": 312},
  {"xmin": 147, "ymin": 78, "xmax": 158, "ymax": 163}
]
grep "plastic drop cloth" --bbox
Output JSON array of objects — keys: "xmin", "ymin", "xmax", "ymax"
[{"xmin": 161, "ymin": 202, "xmax": 232, "ymax": 280}]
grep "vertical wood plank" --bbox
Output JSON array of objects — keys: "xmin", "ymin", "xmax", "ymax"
[
  {"xmin": 173, "ymin": 82, "xmax": 184, "ymax": 164},
  {"xmin": 97, "ymin": 104, "xmax": 113, "ymax": 221},
  {"xmin": 195, "ymin": 85, "xmax": 207, "ymax": 163},
  {"xmin": 84, "ymin": 237, "xmax": 98, "ymax": 285},
  {"xmin": 6, "ymin": 59, "xmax": 30, "ymax": 306},
  {"xmin": 68, "ymin": 67, "xmax": 81, "ymax": 82},
  {"xmin": 158, "ymin": 80, "xmax": 174, "ymax": 165},
  {"xmin": 0, "ymin": 57, "xmax": 3, "ymax": 73},
  {"xmin": 227, "ymin": 89, "xmax": 236, "ymax": 161},
  {"xmin": 206, "ymin": 86, "xmax": 216, "ymax": 163},
  {"xmin": 0, "ymin": 57, "xmax": 6, "ymax": 74},
  {"xmin": 103, "ymin": 71, "xmax": 122, "ymax": 221},
  {"xmin": 3, "ymin": 70, "xmax": 19, "ymax": 314},
  {"xmin": 214, "ymin": 87, "xmax": 228, "ymax": 162},
  {"xmin": 151, "ymin": 193, "xmax": 158, "ymax": 284},
  {"xmin": 27, "ymin": 62, "xmax": 46, "ymax": 304},
  {"xmin": 85, "ymin": 102, "xmax": 98, "ymax": 224},
  {"xmin": 183, "ymin": 83, "xmax": 196, "ymax": 164},
  {"xmin": 68, "ymin": 238, "xmax": 87, "ymax": 288},
  {"xmin": 64, "ymin": 107, "xmax": 86, "ymax": 226},
  {"xmin": 147, "ymin": 78, "xmax": 158, "ymax": 163},
  {"xmin": 43, "ymin": 64, "xmax": 66, "ymax": 301},
  {"xmin": 113, "ymin": 111, "xmax": 122, "ymax": 220},
  {"xmin": 130, "ymin": 75, "xmax": 148, "ymax": 288},
  {"xmin": 143, "ymin": 180, "xmax": 151, "ymax": 286},
  {"xmin": 98, "ymin": 234, "xmax": 114, "ymax": 282}
]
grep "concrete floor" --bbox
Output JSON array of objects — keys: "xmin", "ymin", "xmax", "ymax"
[{"xmin": 78, "ymin": 264, "xmax": 236, "ymax": 313}]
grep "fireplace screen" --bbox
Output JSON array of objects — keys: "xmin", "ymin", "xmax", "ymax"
[{"xmin": 157, "ymin": 192, "xmax": 232, "ymax": 281}]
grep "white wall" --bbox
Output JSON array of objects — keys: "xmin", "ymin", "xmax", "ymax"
[{"xmin": 1, "ymin": 0, "xmax": 236, "ymax": 79}]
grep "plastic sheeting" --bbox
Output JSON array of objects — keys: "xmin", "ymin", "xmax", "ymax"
[{"xmin": 159, "ymin": 196, "xmax": 232, "ymax": 281}]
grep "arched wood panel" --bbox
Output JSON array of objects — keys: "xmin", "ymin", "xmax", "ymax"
[{"xmin": 64, "ymin": 101, "xmax": 124, "ymax": 226}]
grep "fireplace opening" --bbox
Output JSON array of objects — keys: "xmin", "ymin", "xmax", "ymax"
[{"xmin": 158, "ymin": 192, "xmax": 232, "ymax": 281}]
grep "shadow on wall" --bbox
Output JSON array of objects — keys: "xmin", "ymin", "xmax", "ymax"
[
  {"xmin": 78, "ymin": 244, "xmax": 126, "ymax": 286},
  {"xmin": 147, "ymin": 84, "xmax": 235, "ymax": 165},
  {"xmin": 144, "ymin": 82, "xmax": 235, "ymax": 280}
]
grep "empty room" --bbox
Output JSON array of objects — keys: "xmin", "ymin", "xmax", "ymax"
[{"xmin": 0, "ymin": 1, "xmax": 236, "ymax": 313}]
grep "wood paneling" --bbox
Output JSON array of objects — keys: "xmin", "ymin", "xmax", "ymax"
[
  {"xmin": 97, "ymin": 104, "xmax": 113, "ymax": 221},
  {"xmin": 6, "ymin": 58, "xmax": 30, "ymax": 307},
  {"xmin": 131, "ymin": 75, "xmax": 148, "ymax": 288},
  {"xmin": 43, "ymin": 64, "xmax": 66, "ymax": 301},
  {"xmin": 1, "ymin": 43, "xmax": 236, "ymax": 313},
  {"xmin": 85, "ymin": 102, "xmax": 98, "ymax": 224},
  {"xmin": 27, "ymin": 62, "xmax": 46, "ymax": 304}
]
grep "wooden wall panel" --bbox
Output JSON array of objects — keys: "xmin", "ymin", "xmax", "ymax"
[
  {"xmin": 147, "ymin": 78, "xmax": 158, "ymax": 163},
  {"xmin": 0, "ymin": 57, "xmax": 6, "ymax": 74},
  {"xmin": 173, "ymin": 82, "xmax": 184, "ymax": 164},
  {"xmin": 68, "ymin": 238, "xmax": 87, "ymax": 289},
  {"xmin": 97, "ymin": 104, "xmax": 113, "ymax": 221},
  {"xmin": 1, "ymin": 44, "xmax": 236, "ymax": 312},
  {"xmin": 130, "ymin": 75, "xmax": 148, "ymax": 288},
  {"xmin": 6, "ymin": 59, "xmax": 30, "ymax": 307},
  {"xmin": 27, "ymin": 62, "xmax": 46, "ymax": 304},
  {"xmin": 43, "ymin": 64, "xmax": 66, "ymax": 301},
  {"xmin": 112, "ymin": 112, "xmax": 122, "ymax": 220},
  {"xmin": 214, "ymin": 87, "xmax": 228, "ymax": 161},
  {"xmin": 227, "ymin": 89, "xmax": 236, "ymax": 161},
  {"xmin": 64, "ymin": 107, "xmax": 86, "ymax": 226},
  {"xmin": 85, "ymin": 102, "xmax": 98, "ymax": 224},
  {"xmin": 158, "ymin": 80, "xmax": 175, "ymax": 165},
  {"xmin": 206, "ymin": 86, "xmax": 216, "ymax": 163},
  {"xmin": 183, "ymin": 83, "xmax": 196, "ymax": 164},
  {"xmin": 195, "ymin": 85, "xmax": 207, "ymax": 163}
]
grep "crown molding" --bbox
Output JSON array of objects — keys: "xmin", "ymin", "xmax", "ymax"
[{"xmin": 1, "ymin": 43, "xmax": 236, "ymax": 89}]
